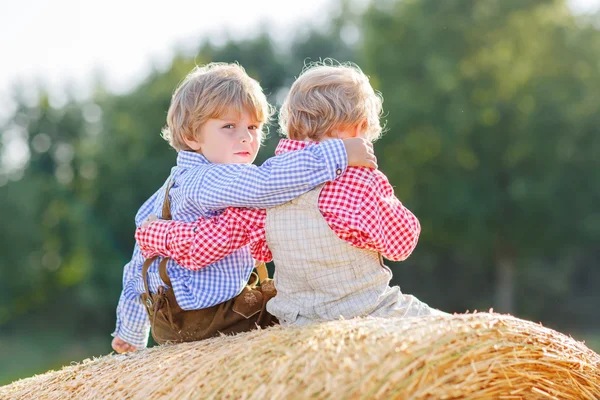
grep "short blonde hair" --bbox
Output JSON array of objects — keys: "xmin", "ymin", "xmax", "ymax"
[
  {"xmin": 162, "ymin": 63, "xmax": 273, "ymax": 151},
  {"xmin": 279, "ymin": 62, "xmax": 383, "ymax": 142}
]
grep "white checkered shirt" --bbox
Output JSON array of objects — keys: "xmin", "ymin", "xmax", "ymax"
[{"xmin": 112, "ymin": 139, "xmax": 347, "ymax": 348}]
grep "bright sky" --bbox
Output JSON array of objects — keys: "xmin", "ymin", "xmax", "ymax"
[
  {"xmin": 0, "ymin": 0, "xmax": 342, "ymax": 107},
  {"xmin": 1, "ymin": 0, "xmax": 598, "ymax": 107}
]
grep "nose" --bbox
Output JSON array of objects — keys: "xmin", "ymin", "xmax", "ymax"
[{"xmin": 239, "ymin": 128, "xmax": 253, "ymax": 143}]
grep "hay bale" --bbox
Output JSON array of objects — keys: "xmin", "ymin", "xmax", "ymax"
[{"xmin": 2, "ymin": 313, "xmax": 599, "ymax": 399}]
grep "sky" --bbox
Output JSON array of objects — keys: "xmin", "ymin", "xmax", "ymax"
[
  {"xmin": 0, "ymin": 0, "xmax": 342, "ymax": 108},
  {"xmin": 0, "ymin": 0, "xmax": 598, "ymax": 108}
]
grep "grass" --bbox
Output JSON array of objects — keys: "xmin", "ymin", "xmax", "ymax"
[{"xmin": 0, "ymin": 331, "xmax": 110, "ymax": 386}]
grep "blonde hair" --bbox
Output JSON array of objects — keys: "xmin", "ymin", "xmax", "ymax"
[
  {"xmin": 279, "ymin": 61, "xmax": 383, "ymax": 142},
  {"xmin": 162, "ymin": 63, "xmax": 273, "ymax": 151}
]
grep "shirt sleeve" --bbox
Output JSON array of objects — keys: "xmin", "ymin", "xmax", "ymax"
[
  {"xmin": 135, "ymin": 208, "xmax": 270, "ymax": 271},
  {"xmin": 338, "ymin": 172, "xmax": 421, "ymax": 261},
  {"xmin": 182, "ymin": 139, "xmax": 347, "ymax": 211},
  {"xmin": 111, "ymin": 245, "xmax": 151, "ymax": 349}
]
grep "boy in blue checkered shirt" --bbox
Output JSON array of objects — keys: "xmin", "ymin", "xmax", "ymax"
[{"xmin": 111, "ymin": 63, "xmax": 377, "ymax": 353}]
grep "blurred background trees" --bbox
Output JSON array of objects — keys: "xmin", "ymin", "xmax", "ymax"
[{"xmin": 1, "ymin": 0, "xmax": 598, "ymax": 384}]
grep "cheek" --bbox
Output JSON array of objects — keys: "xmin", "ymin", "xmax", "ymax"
[{"xmin": 252, "ymin": 134, "xmax": 260, "ymax": 149}]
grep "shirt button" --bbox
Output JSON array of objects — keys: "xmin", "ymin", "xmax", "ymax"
[{"xmin": 336, "ymin": 168, "xmax": 342, "ymax": 176}]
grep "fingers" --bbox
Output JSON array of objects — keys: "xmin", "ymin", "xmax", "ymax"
[
  {"xmin": 114, "ymin": 343, "xmax": 136, "ymax": 354},
  {"xmin": 112, "ymin": 337, "xmax": 137, "ymax": 354},
  {"xmin": 366, "ymin": 141, "xmax": 376, "ymax": 168},
  {"xmin": 121, "ymin": 344, "xmax": 135, "ymax": 353},
  {"xmin": 343, "ymin": 137, "xmax": 377, "ymax": 169},
  {"xmin": 113, "ymin": 344, "xmax": 125, "ymax": 353},
  {"xmin": 114, "ymin": 346, "xmax": 126, "ymax": 354},
  {"xmin": 364, "ymin": 140, "xmax": 375, "ymax": 157},
  {"xmin": 365, "ymin": 157, "xmax": 378, "ymax": 169},
  {"xmin": 364, "ymin": 144, "xmax": 378, "ymax": 169},
  {"xmin": 141, "ymin": 214, "xmax": 158, "ymax": 229}
]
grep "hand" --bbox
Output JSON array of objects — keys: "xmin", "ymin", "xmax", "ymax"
[
  {"xmin": 112, "ymin": 337, "xmax": 138, "ymax": 354},
  {"xmin": 141, "ymin": 214, "xmax": 158, "ymax": 229},
  {"xmin": 343, "ymin": 138, "xmax": 378, "ymax": 169},
  {"xmin": 135, "ymin": 216, "xmax": 162, "ymax": 258}
]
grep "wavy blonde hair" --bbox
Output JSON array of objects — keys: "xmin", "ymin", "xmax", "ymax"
[
  {"xmin": 279, "ymin": 61, "xmax": 383, "ymax": 142},
  {"xmin": 162, "ymin": 63, "xmax": 273, "ymax": 151}
]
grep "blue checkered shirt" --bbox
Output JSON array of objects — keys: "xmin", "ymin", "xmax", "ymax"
[{"xmin": 112, "ymin": 139, "xmax": 347, "ymax": 348}]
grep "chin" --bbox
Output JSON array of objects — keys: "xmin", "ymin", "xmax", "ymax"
[
  {"xmin": 230, "ymin": 158, "xmax": 252, "ymax": 164},
  {"xmin": 232, "ymin": 154, "xmax": 256, "ymax": 164}
]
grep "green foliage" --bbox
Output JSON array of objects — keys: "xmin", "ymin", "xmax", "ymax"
[{"xmin": 362, "ymin": 0, "xmax": 600, "ymax": 314}]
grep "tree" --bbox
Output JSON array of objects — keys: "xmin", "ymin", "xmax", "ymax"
[{"xmin": 362, "ymin": 0, "xmax": 600, "ymax": 313}]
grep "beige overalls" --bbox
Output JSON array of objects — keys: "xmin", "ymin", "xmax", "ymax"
[{"xmin": 265, "ymin": 184, "xmax": 439, "ymax": 327}]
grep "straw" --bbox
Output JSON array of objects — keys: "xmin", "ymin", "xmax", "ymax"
[{"xmin": 1, "ymin": 312, "xmax": 598, "ymax": 399}]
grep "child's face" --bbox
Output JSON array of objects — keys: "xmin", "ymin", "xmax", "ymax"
[{"xmin": 189, "ymin": 109, "xmax": 262, "ymax": 164}]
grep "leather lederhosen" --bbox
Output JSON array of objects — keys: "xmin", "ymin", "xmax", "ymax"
[{"xmin": 140, "ymin": 181, "xmax": 277, "ymax": 345}]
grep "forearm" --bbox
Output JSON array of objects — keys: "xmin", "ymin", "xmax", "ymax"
[
  {"xmin": 376, "ymin": 205, "xmax": 421, "ymax": 261},
  {"xmin": 112, "ymin": 294, "xmax": 150, "ymax": 349},
  {"xmin": 136, "ymin": 209, "xmax": 259, "ymax": 270},
  {"xmin": 112, "ymin": 249, "xmax": 151, "ymax": 347},
  {"xmin": 192, "ymin": 139, "xmax": 347, "ymax": 210}
]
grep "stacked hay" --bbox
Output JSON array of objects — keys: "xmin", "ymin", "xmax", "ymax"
[{"xmin": 1, "ymin": 313, "xmax": 599, "ymax": 399}]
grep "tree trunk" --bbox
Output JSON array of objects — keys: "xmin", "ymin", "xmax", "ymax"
[{"xmin": 494, "ymin": 256, "xmax": 515, "ymax": 314}]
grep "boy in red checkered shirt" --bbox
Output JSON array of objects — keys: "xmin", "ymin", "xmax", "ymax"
[{"xmin": 137, "ymin": 62, "xmax": 443, "ymax": 326}]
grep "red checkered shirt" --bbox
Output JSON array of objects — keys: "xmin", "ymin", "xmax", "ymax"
[{"xmin": 136, "ymin": 139, "xmax": 421, "ymax": 270}]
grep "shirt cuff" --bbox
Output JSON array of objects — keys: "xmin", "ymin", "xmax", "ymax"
[
  {"xmin": 112, "ymin": 322, "xmax": 149, "ymax": 349},
  {"xmin": 315, "ymin": 139, "xmax": 347, "ymax": 181},
  {"xmin": 135, "ymin": 220, "xmax": 172, "ymax": 258}
]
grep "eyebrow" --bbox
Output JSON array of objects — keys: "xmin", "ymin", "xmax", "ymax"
[
  {"xmin": 218, "ymin": 116, "xmax": 240, "ymax": 122},
  {"xmin": 218, "ymin": 117, "xmax": 262, "ymax": 125}
]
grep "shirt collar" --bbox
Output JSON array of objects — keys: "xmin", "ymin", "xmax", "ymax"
[
  {"xmin": 275, "ymin": 139, "xmax": 321, "ymax": 156},
  {"xmin": 176, "ymin": 150, "xmax": 210, "ymax": 169}
]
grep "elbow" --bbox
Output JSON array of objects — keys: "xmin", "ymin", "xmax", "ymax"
[
  {"xmin": 402, "ymin": 216, "xmax": 422, "ymax": 259},
  {"xmin": 386, "ymin": 250, "xmax": 412, "ymax": 263},
  {"xmin": 385, "ymin": 227, "xmax": 421, "ymax": 262},
  {"xmin": 403, "ymin": 225, "xmax": 421, "ymax": 260},
  {"xmin": 177, "ymin": 254, "xmax": 206, "ymax": 272},
  {"xmin": 185, "ymin": 259, "xmax": 207, "ymax": 271}
]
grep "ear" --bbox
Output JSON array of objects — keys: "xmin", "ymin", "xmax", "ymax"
[
  {"xmin": 331, "ymin": 120, "xmax": 366, "ymax": 140},
  {"xmin": 354, "ymin": 119, "xmax": 368, "ymax": 137},
  {"xmin": 183, "ymin": 135, "xmax": 202, "ymax": 152}
]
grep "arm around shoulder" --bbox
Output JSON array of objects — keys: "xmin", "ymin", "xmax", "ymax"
[{"xmin": 186, "ymin": 139, "xmax": 348, "ymax": 210}]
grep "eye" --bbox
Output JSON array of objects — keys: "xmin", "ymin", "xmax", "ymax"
[
  {"xmin": 248, "ymin": 125, "xmax": 259, "ymax": 131},
  {"xmin": 222, "ymin": 124, "xmax": 235, "ymax": 129}
]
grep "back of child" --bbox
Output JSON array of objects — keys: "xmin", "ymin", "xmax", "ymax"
[
  {"xmin": 112, "ymin": 62, "xmax": 372, "ymax": 352},
  {"xmin": 265, "ymin": 63, "xmax": 441, "ymax": 325},
  {"xmin": 134, "ymin": 62, "xmax": 442, "ymax": 329}
]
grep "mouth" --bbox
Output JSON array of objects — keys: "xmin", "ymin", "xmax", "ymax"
[{"xmin": 234, "ymin": 152, "xmax": 252, "ymax": 157}]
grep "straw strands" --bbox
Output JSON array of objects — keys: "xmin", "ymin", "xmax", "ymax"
[{"xmin": 1, "ymin": 312, "xmax": 599, "ymax": 399}]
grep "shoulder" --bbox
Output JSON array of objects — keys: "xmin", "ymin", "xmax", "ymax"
[
  {"xmin": 187, "ymin": 162, "xmax": 253, "ymax": 176},
  {"xmin": 321, "ymin": 167, "xmax": 380, "ymax": 206},
  {"xmin": 332, "ymin": 168, "xmax": 394, "ymax": 199},
  {"xmin": 337, "ymin": 167, "xmax": 386, "ymax": 187},
  {"xmin": 178, "ymin": 163, "xmax": 254, "ymax": 185},
  {"xmin": 371, "ymin": 169, "xmax": 393, "ymax": 187}
]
